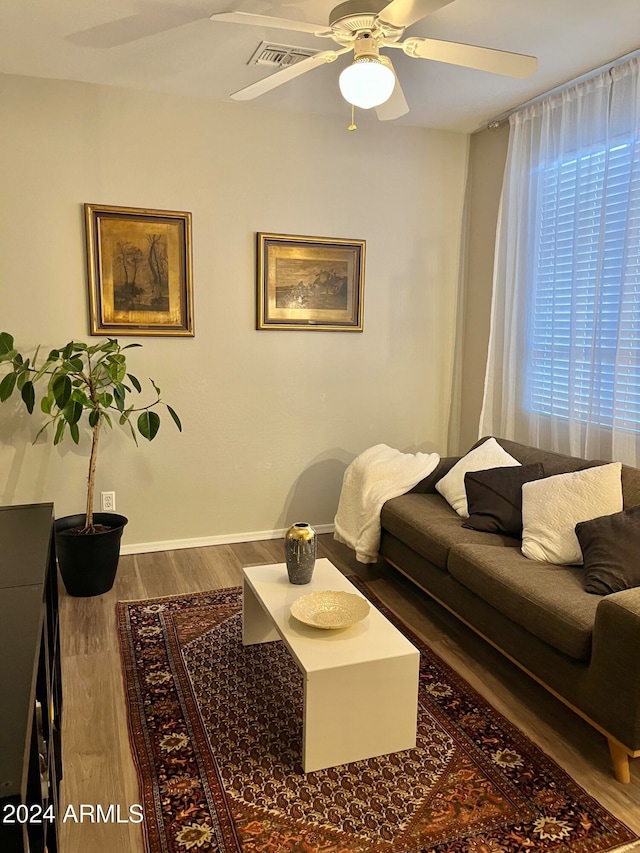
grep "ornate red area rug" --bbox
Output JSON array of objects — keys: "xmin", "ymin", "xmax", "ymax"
[{"xmin": 117, "ymin": 583, "xmax": 638, "ymax": 853}]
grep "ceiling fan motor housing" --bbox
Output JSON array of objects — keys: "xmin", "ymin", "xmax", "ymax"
[
  {"xmin": 328, "ymin": 0, "xmax": 404, "ymax": 45},
  {"xmin": 329, "ymin": 0, "xmax": 389, "ymax": 29},
  {"xmin": 353, "ymin": 32, "xmax": 381, "ymax": 59}
]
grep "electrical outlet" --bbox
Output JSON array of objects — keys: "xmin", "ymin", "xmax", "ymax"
[{"xmin": 101, "ymin": 491, "xmax": 116, "ymax": 512}]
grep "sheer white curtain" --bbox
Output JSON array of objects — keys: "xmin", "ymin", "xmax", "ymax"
[{"xmin": 480, "ymin": 57, "xmax": 640, "ymax": 465}]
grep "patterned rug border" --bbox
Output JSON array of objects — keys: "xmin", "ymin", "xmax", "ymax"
[
  {"xmin": 117, "ymin": 578, "xmax": 639, "ymax": 853},
  {"xmin": 118, "ymin": 587, "xmax": 243, "ymax": 853}
]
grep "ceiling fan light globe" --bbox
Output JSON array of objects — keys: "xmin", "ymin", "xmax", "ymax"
[{"xmin": 339, "ymin": 57, "xmax": 395, "ymax": 109}]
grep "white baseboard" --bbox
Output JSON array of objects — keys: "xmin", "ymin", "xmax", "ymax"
[{"xmin": 120, "ymin": 523, "xmax": 335, "ymax": 556}]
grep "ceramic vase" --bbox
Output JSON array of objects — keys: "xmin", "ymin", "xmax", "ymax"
[{"xmin": 284, "ymin": 522, "xmax": 317, "ymax": 584}]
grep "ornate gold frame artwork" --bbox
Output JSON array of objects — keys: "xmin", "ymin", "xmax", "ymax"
[
  {"xmin": 85, "ymin": 203, "xmax": 194, "ymax": 336},
  {"xmin": 257, "ymin": 233, "xmax": 365, "ymax": 331}
]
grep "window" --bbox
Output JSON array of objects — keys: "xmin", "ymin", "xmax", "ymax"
[
  {"xmin": 480, "ymin": 59, "xmax": 640, "ymax": 464},
  {"xmin": 527, "ymin": 136, "xmax": 640, "ymax": 430}
]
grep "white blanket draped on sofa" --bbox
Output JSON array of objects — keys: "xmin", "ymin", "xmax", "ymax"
[{"xmin": 334, "ymin": 444, "xmax": 440, "ymax": 564}]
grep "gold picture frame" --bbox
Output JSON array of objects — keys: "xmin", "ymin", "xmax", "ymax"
[
  {"xmin": 85, "ymin": 203, "xmax": 194, "ymax": 337},
  {"xmin": 257, "ymin": 233, "xmax": 365, "ymax": 331}
]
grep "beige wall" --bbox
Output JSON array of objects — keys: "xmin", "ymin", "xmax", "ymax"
[
  {"xmin": 451, "ymin": 122, "xmax": 509, "ymax": 453},
  {"xmin": 0, "ymin": 73, "xmax": 469, "ymax": 550}
]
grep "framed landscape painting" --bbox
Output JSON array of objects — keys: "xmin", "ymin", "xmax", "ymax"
[
  {"xmin": 85, "ymin": 203, "xmax": 194, "ymax": 336},
  {"xmin": 257, "ymin": 233, "xmax": 365, "ymax": 331}
]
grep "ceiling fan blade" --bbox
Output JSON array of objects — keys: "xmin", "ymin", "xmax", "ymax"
[
  {"xmin": 377, "ymin": 0, "xmax": 454, "ymax": 30},
  {"xmin": 375, "ymin": 62, "xmax": 409, "ymax": 120},
  {"xmin": 402, "ymin": 37, "xmax": 537, "ymax": 78},
  {"xmin": 210, "ymin": 11, "xmax": 328, "ymax": 36},
  {"xmin": 230, "ymin": 49, "xmax": 348, "ymax": 101}
]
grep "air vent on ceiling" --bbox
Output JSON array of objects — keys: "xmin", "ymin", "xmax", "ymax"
[{"xmin": 249, "ymin": 41, "xmax": 319, "ymax": 68}]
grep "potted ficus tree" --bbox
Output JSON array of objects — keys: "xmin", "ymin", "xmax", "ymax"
[{"xmin": 0, "ymin": 332, "xmax": 181, "ymax": 596}]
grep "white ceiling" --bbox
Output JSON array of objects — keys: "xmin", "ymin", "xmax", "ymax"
[{"xmin": 1, "ymin": 0, "xmax": 638, "ymax": 132}]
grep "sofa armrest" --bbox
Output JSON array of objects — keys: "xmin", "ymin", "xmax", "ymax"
[
  {"xmin": 586, "ymin": 588, "xmax": 640, "ymax": 750},
  {"xmin": 408, "ymin": 456, "xmax": 460, "ymax": 494}
]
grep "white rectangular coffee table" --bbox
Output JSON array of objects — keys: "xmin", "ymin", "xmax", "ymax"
[{"xmin": 242, "ymin": 558, "xmax": 419, "ymax": 773}]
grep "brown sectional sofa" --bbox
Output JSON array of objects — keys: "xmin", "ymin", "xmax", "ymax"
[{"xmin": 379, "ymin": 436, "xmax": 640, "ymax": 782}]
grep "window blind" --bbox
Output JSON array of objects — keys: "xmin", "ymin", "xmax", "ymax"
[{"xmin": 528, "ymin": 136, "xmax": 640, "ymax": 430}]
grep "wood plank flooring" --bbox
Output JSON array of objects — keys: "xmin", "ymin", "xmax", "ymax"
[{"xmin": 58, "ymin": 534, "xmax": 640, "ymax": 853}]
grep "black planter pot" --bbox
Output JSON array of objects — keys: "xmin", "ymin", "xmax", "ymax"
[{"xmin": 54, "ymin": 512, "xmax": 128, "ymax": 597}]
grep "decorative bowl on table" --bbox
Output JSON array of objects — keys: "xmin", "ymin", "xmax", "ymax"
[{"xmin": 290, "ymin": 590, "xmax": 370, "ymax": 630}]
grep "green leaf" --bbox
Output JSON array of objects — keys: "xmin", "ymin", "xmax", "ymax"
[
  {"xmin": 53, "ymin": 419, "xmax": 66, "ymax": 445},
  {"xmin": 16, "ymin": 369, "xmax": 29, "ymax": 391},
  {"xmin": 52, "ymin": 374, "xmax": 72, "ymax": 409},
  {"xmin": 69, "ymin": 357, "xmax": 84, "ymax": 372},
  {"xmin": 150, "ymin": 378, "xmax": 161, "ymax": 397},
  {"xmin": 33, "ymin": 359, "xmax": 56, "ymax": 382},
  {"xmin": 47, "ymin": 349, "xmax": 60, "ymax": 361},
  {"xmin": 0, "ymin": 332, "xmax": 14, "ymax": 357},
  {"xmin": 113, "ymin": 384, "xmax": 126, "ymax": 412},
  {"xmin": 127, "ymin": 373, "xmax": 142, "ymax": 393},
  {"xmin": 138, "ymin": 410, "xmax": 160, "ymax": 441},
  {"xmin": 122, "ymin": 343, "xmax": 142, "ymax": 349},
  {"xmin": 71, "ymin": 389, "xmax": 91, "ymax": 407},
  {"xmin": 128, "ymin": 421, "xmax": 139, "ymax": 446},
  {"xmin": 106, "ymin": 360, "xmax": 126, "ymax": 384},
  {"xmin": 62, "ymin": 342, "xmax": 74, "ymax": 360},
  {"xmin": 103, "ymin": 412, "xmax": 113, "ymax": 429},
  {"xmin": 118, "ymin": 406, "xmax": 133, "ymax": 426},
  {"xmin": 0, "ymin": 372, "xmax": 17, "ymax": 402},
  {"xmin": 21, "ymin": 380, "xmax": 35, "ymax": 413},
  {"xmin": 89, "ymin": 408, "xmax": 100, "ymax": 428},
  {"xmin": 97, "ymin": 392, "xmax": 113, "ymax": 409},
  {"xmin": 63, "ymin": 400, "xmax": 83, "ymax": 426},
  {"xmin": 69, "ymin": 422, "xmax": 80, "ymax": 444},
  {"xmin": 166, "ymin": 405, "xmax": 182, "ymax": 432},
  {"xmin": 41, "ymin": 394, "xmax": 52, "ymax": 414}
]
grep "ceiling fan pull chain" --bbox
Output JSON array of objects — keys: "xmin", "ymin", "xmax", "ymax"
[{"xmin": 348, "ymin": 103, "xmax": 357, "ymax": 131}]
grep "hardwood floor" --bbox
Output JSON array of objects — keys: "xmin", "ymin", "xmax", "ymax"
[{"xmin": 58, "ymin": 534, "xmax": 640, "ymax": 852}]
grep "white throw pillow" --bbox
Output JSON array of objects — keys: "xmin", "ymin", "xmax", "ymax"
[
  {"xmin": 435, "ymin": 437, "xmax": 520, "ymax": 518},
  {"xmin": 521, "ymin": 462, "xmax": 623, "ymax": 565}
]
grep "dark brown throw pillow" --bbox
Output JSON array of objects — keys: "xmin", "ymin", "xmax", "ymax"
[
  {"xmin": 463, "ymin": 463, "xmax": 545, "ymax": 537},
  {"xmin": 575, "ymin": 505, "xmax": 640, "ymax": 595}
]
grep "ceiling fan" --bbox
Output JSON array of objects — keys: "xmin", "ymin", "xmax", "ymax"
[{"xmin": 210, "ymin": 0, "xmax": 537, "ymax": 120}]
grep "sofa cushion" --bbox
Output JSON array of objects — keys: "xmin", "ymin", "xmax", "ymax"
[
  {"xmin": 409, "ymin": 457, "xmax": 460, "ymax": 494},
  {"xmin": 521, "ymin": 463, "xmax": 623, "ymax": 565},
  {"xmin": 621, "ymin": 465, "xmax": 640, "ymax": 508},
  {"xmin": 380, "ymin": 493, "xmax": 520, "ymax": 572},
  {"xmin": 480, "ymin": 437, "xmax": 640, "ymax": 508},
  {"xmin": 463, "ymin": 463, "xmax": 545, "ymax": 536},
  {"xmin": 435, "ymin": 437, "xmax": 521, "ymax": 518},
  {"xmin": 473, "ymin": 437, "xmax": 596, "ymax": 477},
  {"xmin": 447, "ymin": 544, "xmax": 600, "ymax": 661},
  {"xmin": 576, "ymin": 505, "xmax": 640, "ymax": 595}
]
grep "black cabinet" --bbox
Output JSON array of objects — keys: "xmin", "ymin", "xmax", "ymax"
[{"xmin": 0, "ymin": 504, "xmax": 62, "ymax": 853}]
